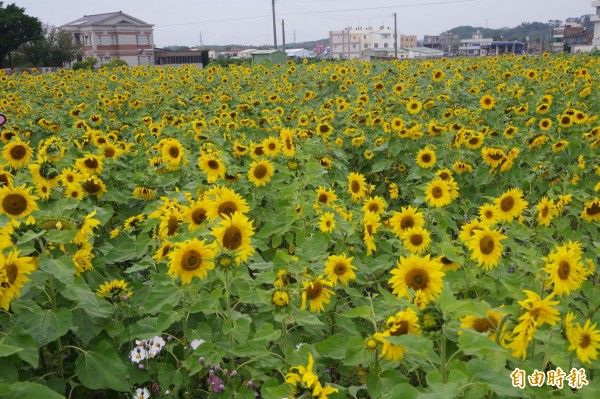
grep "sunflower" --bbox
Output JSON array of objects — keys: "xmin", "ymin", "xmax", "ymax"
[
  {"xmin": 314, "ymin": 186, "xmax": 337, "ymax": 207},
  {"xmin": 246, "ymin": 159, "xmax": 274, "ymax": 187},
  {"xmin": 75, "ymin": 154, "xmax": 104, "ymax": 176},
  {"xmin": 160, "ymin": 138, "xmax": 185, "ymax": 168},
  {"xmin": 406, "ymin": 99, "xmax": 423, "ymax": 115},
  {"xmin": 2, "ymin": 139, "xmax": 33, "ymax": 169},
  {"xmin": 519, "ymin": 290, "xmax": 560, "ymax": 326},
  {"xmin": 363, "ymin": 212, "xmax": 381, "ymax": 256},
  {"xmin": 0, "ymin": 167, "xmax": 13, "ymax": 188},
  {"xmin": 0, "ymin": 184, "xmax": 39, "ymax": 219},
  {"xmin": 211, "ymin": 211, "xmax": 255, "ymax": 264},
  {"xmin": 64, "ymin": 185, "xmax": 84, "ymax": 200},
  {"xmin": 207, "ymin": 189, "xmax": 250, "ymax": 219},
  {"xmin": 315, "ymin": 123, "xmax": 333, "ymax": 136},
  {"xmin": 568, "ymin": 319, "xmax": 600, "ymax": 364},
  {"xmin": 466, "ymin": 227, "xmax": 507, "ymax": 270},
  {"xmin": 460, "ymin": 309, "xmax": 505, "ymax": 341},
  {"xmin": 362, "ymin": 196, "xmax": 387, "ymax": 216},
  {"xmin": 272, "ymin": 290, "xmax": 290, "ymax": 308},
  {"xmin": 551, "ymin": 140, "xmax": 569, "ymax": 152},
  {"xmin": 401, "ymin": 227, "xmax": 431, "ymax": 254},
  {"xmin": 424, "ymin": 179, "xmax": 452, "ymax": 208},
  {"xmin": 452, "ymin": 161, "xmax": 473, "ymax": 174},
  {"xmin": 538, "ymin": 118, "xmax": 552, "ymax": 131},
  {"xmin": 437, "ymin": 255, "xmax": 461, "ymax": 271},
  {"xmin": 81, "ymin": 176, "xmax": 107, "ymax": 198},
  {"xmin": 481, "ymin": 147, "xmax": 506, "ymax": 169},
  {"xmin": 479, "ymin": 95, "xmax": 495, "ymax": 109},
  {"xmin": 280, "ymin": 129, "xmax": 295, "ymax": 157},
  {"xmin": 581, "ymin": 198, "xmax": 600, "ymax": 222},
  {"xmin": 184, "ymin": 199, "xmax": 209, "ymax": 231},
  {"xmin": 319, "ymin": 212, "xmax": 335, "ymax": 233},
  {"xmin": 72, "ymin": 244, "xmax": 94, "ymax": 276},
  {"xmin": 389, "ymin": 254, "xmax": 444, "ymax": 307},
  {"xmin": 158, "ymin": 207, "xmax": 184, "ymax": 238},
  {"xmin": 261, "ymin": 136, "xmax": 281, "ymax": 157},
  {"xmin": 374, "ymin": 308, "xmax": 420, "ymax": 362},
  {"xmin": 495, "ymin": 188, "xmax": 528, "ymax": 222},
  {"xmin": 416, "ymin": 148, "xmax": 436, "ymax": 168},
  {"xmin": 324, "ymin": 253, "xmax": 356, "ymax": 286},
  {"xmin": 198, "ymin": 155, "xmax": 226, "ymax": 182},
  {"xmin": 96, "ymin": 279, "xmax": 132, "ymax": 302},
  {"xmin": 432, "ymin": 69, "xmax": 444, "ymax": 82},
  {"xmin": 542, "ymin": 242, "xmax": 586, "ymax": 296},
  {"xmin": 347, "ymin": 172, "xmax": 367, "ymax": 203},
  {"xmin": 389, "ymin": 206, "xmax": 425, "ymax": 238},
  {"xmin": 232, "ymin": 140, "xmax": 249, "ymax": 158},
  {"xmin": 167, "ymin": 238, "xmax": 217, "ymax": 284},
  {"xmin": 557, "ymin": 114, "xmax": 573, "ymax": 128},
  {"xmin": 536, "ymin": 196, "xmax": 556, "ymax": 227},
  {"xmin": 0, "ymin": 250, "xmax": 37, "ymax": 310},
  {"xmin": 35, "ymin": 181, "xmax": 51, "ymax": 200},
  {"xmin": 132, "ymin": 186, "xmax": 155, "ymax": 201},
  {"xmin": 300, "ymin": 275, "xmax": 334, "ymax": 312},
  {"xmin": 478, "ymin": 203, "xmax": 499, "ymax": 226}
]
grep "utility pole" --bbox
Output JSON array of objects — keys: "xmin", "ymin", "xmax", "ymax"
[
  {"xmin": 282, "ymin": 19, "xmax": 286, "ymax": 51},
  {"xmin": 393, "ymin": 13, "xmax": 398, "ymax": 59},
  {"xmin": 272, "ymin": 0, "xmax": 278, "ymax": 49}
]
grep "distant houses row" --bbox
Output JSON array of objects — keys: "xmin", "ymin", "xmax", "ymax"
[{"xmin": 58, "ymin": 2, "xmax": 600, "ymax": 68}]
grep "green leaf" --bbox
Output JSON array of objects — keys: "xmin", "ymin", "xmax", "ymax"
[
  {"xmin": 0, "ymin": 382, "xmax": 64, "ymax": 399},
  {"xmin": 339, "ymin": 306, "xmax": 372, "ymax": 319},
  {"xmin": 39, "ymin": 255, "xmax": 75, "ymax": 284},
  {"xmin": 315, "ymin": 334, "xmax": 348, "ymax": 360},
  {"xmin": 294, "ymin": 310, "xmax": 325, "ymax": 327},
  {"xmin": 16, "ymin": 230, "xmax": 45, "ymax": 245},
  {"xmin": 104, "ymin": 235, "xmax": 151, "ymax": 264},
  {"xmin": 71, "ymin": 308, "xmax": 104, "ymax": 345},
  {"xmin": 44, "ymin": 228, "xmax": 78, "ymax": 244},
  {"xmin": 252, "ymin": 323, "xmax": 282, "ymax": 343},
  {"xmin": 75, "ymin": 340, "xmax": 129, "ymax": 392},
  {"xmin": 0, "ymin": 343, "xmax": 22, "ymax": 357},
  {"xmin": 60, "ymin": 276, "xmax": 114, "ymax": 318},
  {"xmin": 134, "ymin": 282, "xmax": 182, "ymax": 315},
  {"xmin": 458, "ymin": 331, "xmax": 508, "ymax": 358},
  {"xmin": 299, "ymin": 232, "xmax": 329, "ymax": 261},
  {"xmin": 14, "ymin": 302, "xmax": 72, "ymax": 346},
  {"xmin": 3, "ymin": 327, "xmax": 38, "ymax": 367}
]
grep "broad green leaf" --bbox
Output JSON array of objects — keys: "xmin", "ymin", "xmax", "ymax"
[
  {"xmin": 3, "ymin": 327, "xmax": 38, "ymax": 367},
  {"xmin": 15, "ymin": 303, "xmax": 72, "ymax": 346},
  {"xmin": 0, "ymin": 343, "xmax": 22, "ymax": 357},
  {"xmin": 252, "ymin": 323, "xmax": 282, "ymax": 343},
  {"xmin": 44, "ymin": 228, "xmax": 78, "ymax": 244},
  {"xmin": 315, "ymin": 334, "xmax": 348, "ymax": 360},
  {"xmin": 39, "ymin": 255, "xmax": 75, "ymax": 284},
  {"xmin": 134, "ymin": 283, "xmax": 182, "ymax": 315},
  {"xmin": 0, "ymin": 382, "xmax": 64, "ymax": 399},
  {"xmin": 60, "ymin": 276, "xmax": 113, "ymax": 318},
  {"xmin": 339, "ymin": 306, "xmax": 372, "ymax": 319},
  {"xmin": 75, "ymin": 340, "xmax": 129, "ymax": 392},
  {"xmin": 458, "ymin": 331, "xmax": 508, "ymax": 358}
]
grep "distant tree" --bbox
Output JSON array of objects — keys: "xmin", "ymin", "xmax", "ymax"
[
  {"xmin": 0, "ymin": 2, "xmax": 43, "ymax": 68},
  {"xmin": 19, "ymin": 24, "xmax": 82, "ymax": 67}
]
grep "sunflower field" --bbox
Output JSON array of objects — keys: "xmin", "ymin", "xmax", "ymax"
[{"xmin": 0, "ymin": 52, "xmax": 599, "ymax": 399}]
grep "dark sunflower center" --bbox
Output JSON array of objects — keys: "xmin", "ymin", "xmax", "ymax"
[
  {"xmin": 2, "ymin": 193, "xmax": 27, "ymax": 215},
  {"xmin": 351, "ymin": 180, "xmax": 360, "ymax": 193},
  {"xmin": 400, "ymin": 216, "xmax": 414, "ymax": 230},
  {"xmin": 479, "ymin": 235, "xmax": 495, "ymax": 255},
  {"xmin": 500, "ymin": 196, "xmax": 514, "ymax": 212},
  {"xmin": 432, "ymin": 186, "xmax": 443, "ymax": 199},
  {"xmin": 406, "ymin": 268, "xmax": 429, "ymax": 290},
  {"xmin": 285, "ymin": 138, "xmax": 292, "ymax": 149},
  {"xmin": 541, "ymin": 206, "xmax": 549, "ymax": 218},
  {"xmin": 5, "ymin": 263, "xmax": 17, "ymax": 285},
  {"xmin": 439, "ymin": 172, "xmax": 450, "ymax": 180},
  {"xmin": 561, "ymin": 116, "xmax": 571, "ymax": 125},
  {"xmin": 191, "ymin": 208, "xmax": 207, "ymax": 225},
  {"xmin": 0, "ymin": 174, "xmax": 9, "ymax": 186},
  {"xmin": 3, "ymin": 132, "xmax": 15, "ymax": 140},
  {"xmin": 218, "ymin": 201, "xmax": 237, "ymax": 216},
  {"xmin": 181, "ymin": 250, "xmax": 202, "ymax": 270},
  {"xmin": 485, "ymin": 210, "xmax": 493, "ymax": 219},
  {"xmin": 253, "ymin": 164, "xmax": 268, "ymax": 179},
  {"xmin": 473, "ymin": 318, "xmax": 493, "ymax": 333},
  {"xmin": 421, "ymin": 154, "xmax": 431, "ymax": 163},
  {"xmin": 104, "ymin": 147, "xmax": 116, "ymax": 158},
  {"xmin": 368, "ymin": 203, "xmax": 379, "ymax": 212},
  {"xmin": 223, "ymin": 226, "xmax": 242, "ymax": 250},
  {"xmin": 84, "ymin": 157, "xmax": 98, "ymax": 169},
  {"xmin": 268, "ymin": 142, "xmax": 276, "ymax": 150},
  {"xmin": 440, "ymin": 256, "xmax": 453, "ymax": 265},
  {"xmin": 319, "ymin": 125, "xmax": 329, "ymax": 134},
  {"xmin": 83, "ymin": 180, "xmax": 101, "ymax": 193},
  {"xmin": 469, "ymin": 137, "xmax": 479, "ymax": 145},
  {"xmin": 10, "ymin": 145, "xmax": 27, "ymax": 160},
  {"xmin": 334, "ymin": 263, "xmax": 347, "ymax": 275},
  {"xmin": 168, "ymin": 146, "xmax": 180, "ymax": 158},
  {"xmin": 366, "ymin": 224, "xmax": 373, "ymax": 235},
  {"xmin": 70, "ymin": 190, "xmax": 80, "ymax": 198},
  {"xmin": 410, "ymin": 234, "xmax": 423, "ymax": 246},
  {"xmin": 208, "ymin": 160, "xmax": 219, "ymax": 170},
  {"xmin": 586, "ymin": 202, "xmax": 600, "ymax": 216},
  {"xmin": 318, "ymin": 193, "xmax": 328, "ymax": 203},
  {"xmin": 305, "ymin": 281, "xmax": 323, "ymax": 300},
  {"xmin": 580, "ymin": 333, "xmax": 591, "ymax": 349},
  {"xmin": 254, "ymin": 146, "xmax": 264, "ymax": 156},
  {"xmin": 484, "ymin": 98, "xmax": 492, "ymax": 105},
  {"xmin": 558, "ymin": 260, "xmax": 570, "ymax": 280},
  {"xmin": 489, "ymin": 152, "xmax": 504, "ymax": 160},
  {"xmin": 391, "ymin": 320, "xmax": 409, "ymax": 336},
  {"xmin": 167, "ymin": 216, "xmax": 179, "ymax": 236}
]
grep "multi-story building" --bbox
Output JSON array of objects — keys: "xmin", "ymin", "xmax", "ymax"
[
  {"xmin": 329, "ymin": 27, "xmax": 416, "ymax": 60},
  {"xmin": 60, "ymin": 11, "xmax": 154, "ymax": 66},
  {"xmin": 593, "ymin": 1, "xmax": 600, "ymax": 47},
  {"xmin": 552, "ymin": 22, "xmax": 592, "ymax": 53},
  {"xmin": 459, "ymin": 31, "xmax": 493, "ymax": 56},
  {"xmin": 424, "ymin": 32, "xmax": 459, "ymax": 54}
]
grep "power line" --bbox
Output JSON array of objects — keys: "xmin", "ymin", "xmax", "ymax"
[{"xmin": 155, "ymin": 0, "xmax": 477, "ymax": 28}]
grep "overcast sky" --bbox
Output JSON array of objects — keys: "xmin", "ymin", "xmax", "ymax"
[{"xmin": 11, "ymin": 0, "xmax": 595, "ymax": 47}]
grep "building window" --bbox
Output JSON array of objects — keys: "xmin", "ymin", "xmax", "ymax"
[
  {"xmin": 364, "ymin": 43, "xmax": 369, "ymax": 48},
  {"xmin": 352, "ymin": 44, "xmax": 357, "ymax": 48},
  {"xmin": 82, "ymin": 35, "xmax": 91, "ymax": 46},
  {"xmin": 137, "ymin": 35, "xmax": 149, "ymax": 45},
  {"xmin": 100, "ymin": 35, "xmax": 116, "ymax": 45},
  {"xmin": 384, "ymin": 43, "xmax": 388, "ymax": 48},
  {"xmin": 374, "ymin": 43, "xmax": 379, "ymax": 48}
]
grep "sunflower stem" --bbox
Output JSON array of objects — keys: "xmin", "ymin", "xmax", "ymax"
[
  {"xmin": 48, "ymin": 278, "xmax": 64, "ymax": 379},
  {"xmin": 182, "ymin": 284, "xmax": 189, "ymax": 359},
  {"xmin": 224, "ymin": 269, "xmax": 235, "ymax": 365},
  {"xmin": 439, "ymin": 333, "xmax": 447, "ymax": 384}
]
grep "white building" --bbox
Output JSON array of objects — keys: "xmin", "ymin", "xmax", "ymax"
[
  {"xmin": 329, "ymin": 27, "xmax": 416, "ymax": 60},
  {"xmin": 285, "ymin": 48, "xmax": 314, "ymax": 58},
  {"xmin": 591, "ymin": 1, "xmax": 600, "ymax": 47},
  {"xmin": 60, "ymin": 11, "xmax": 154, "ymax": 66},
  {"xmin": 459, "ymin": 31, "xmax": 493, "ymax": 56},
  {"xmin": 235, "ymin": 49, "xmax": 258, "ymax": 59}
]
